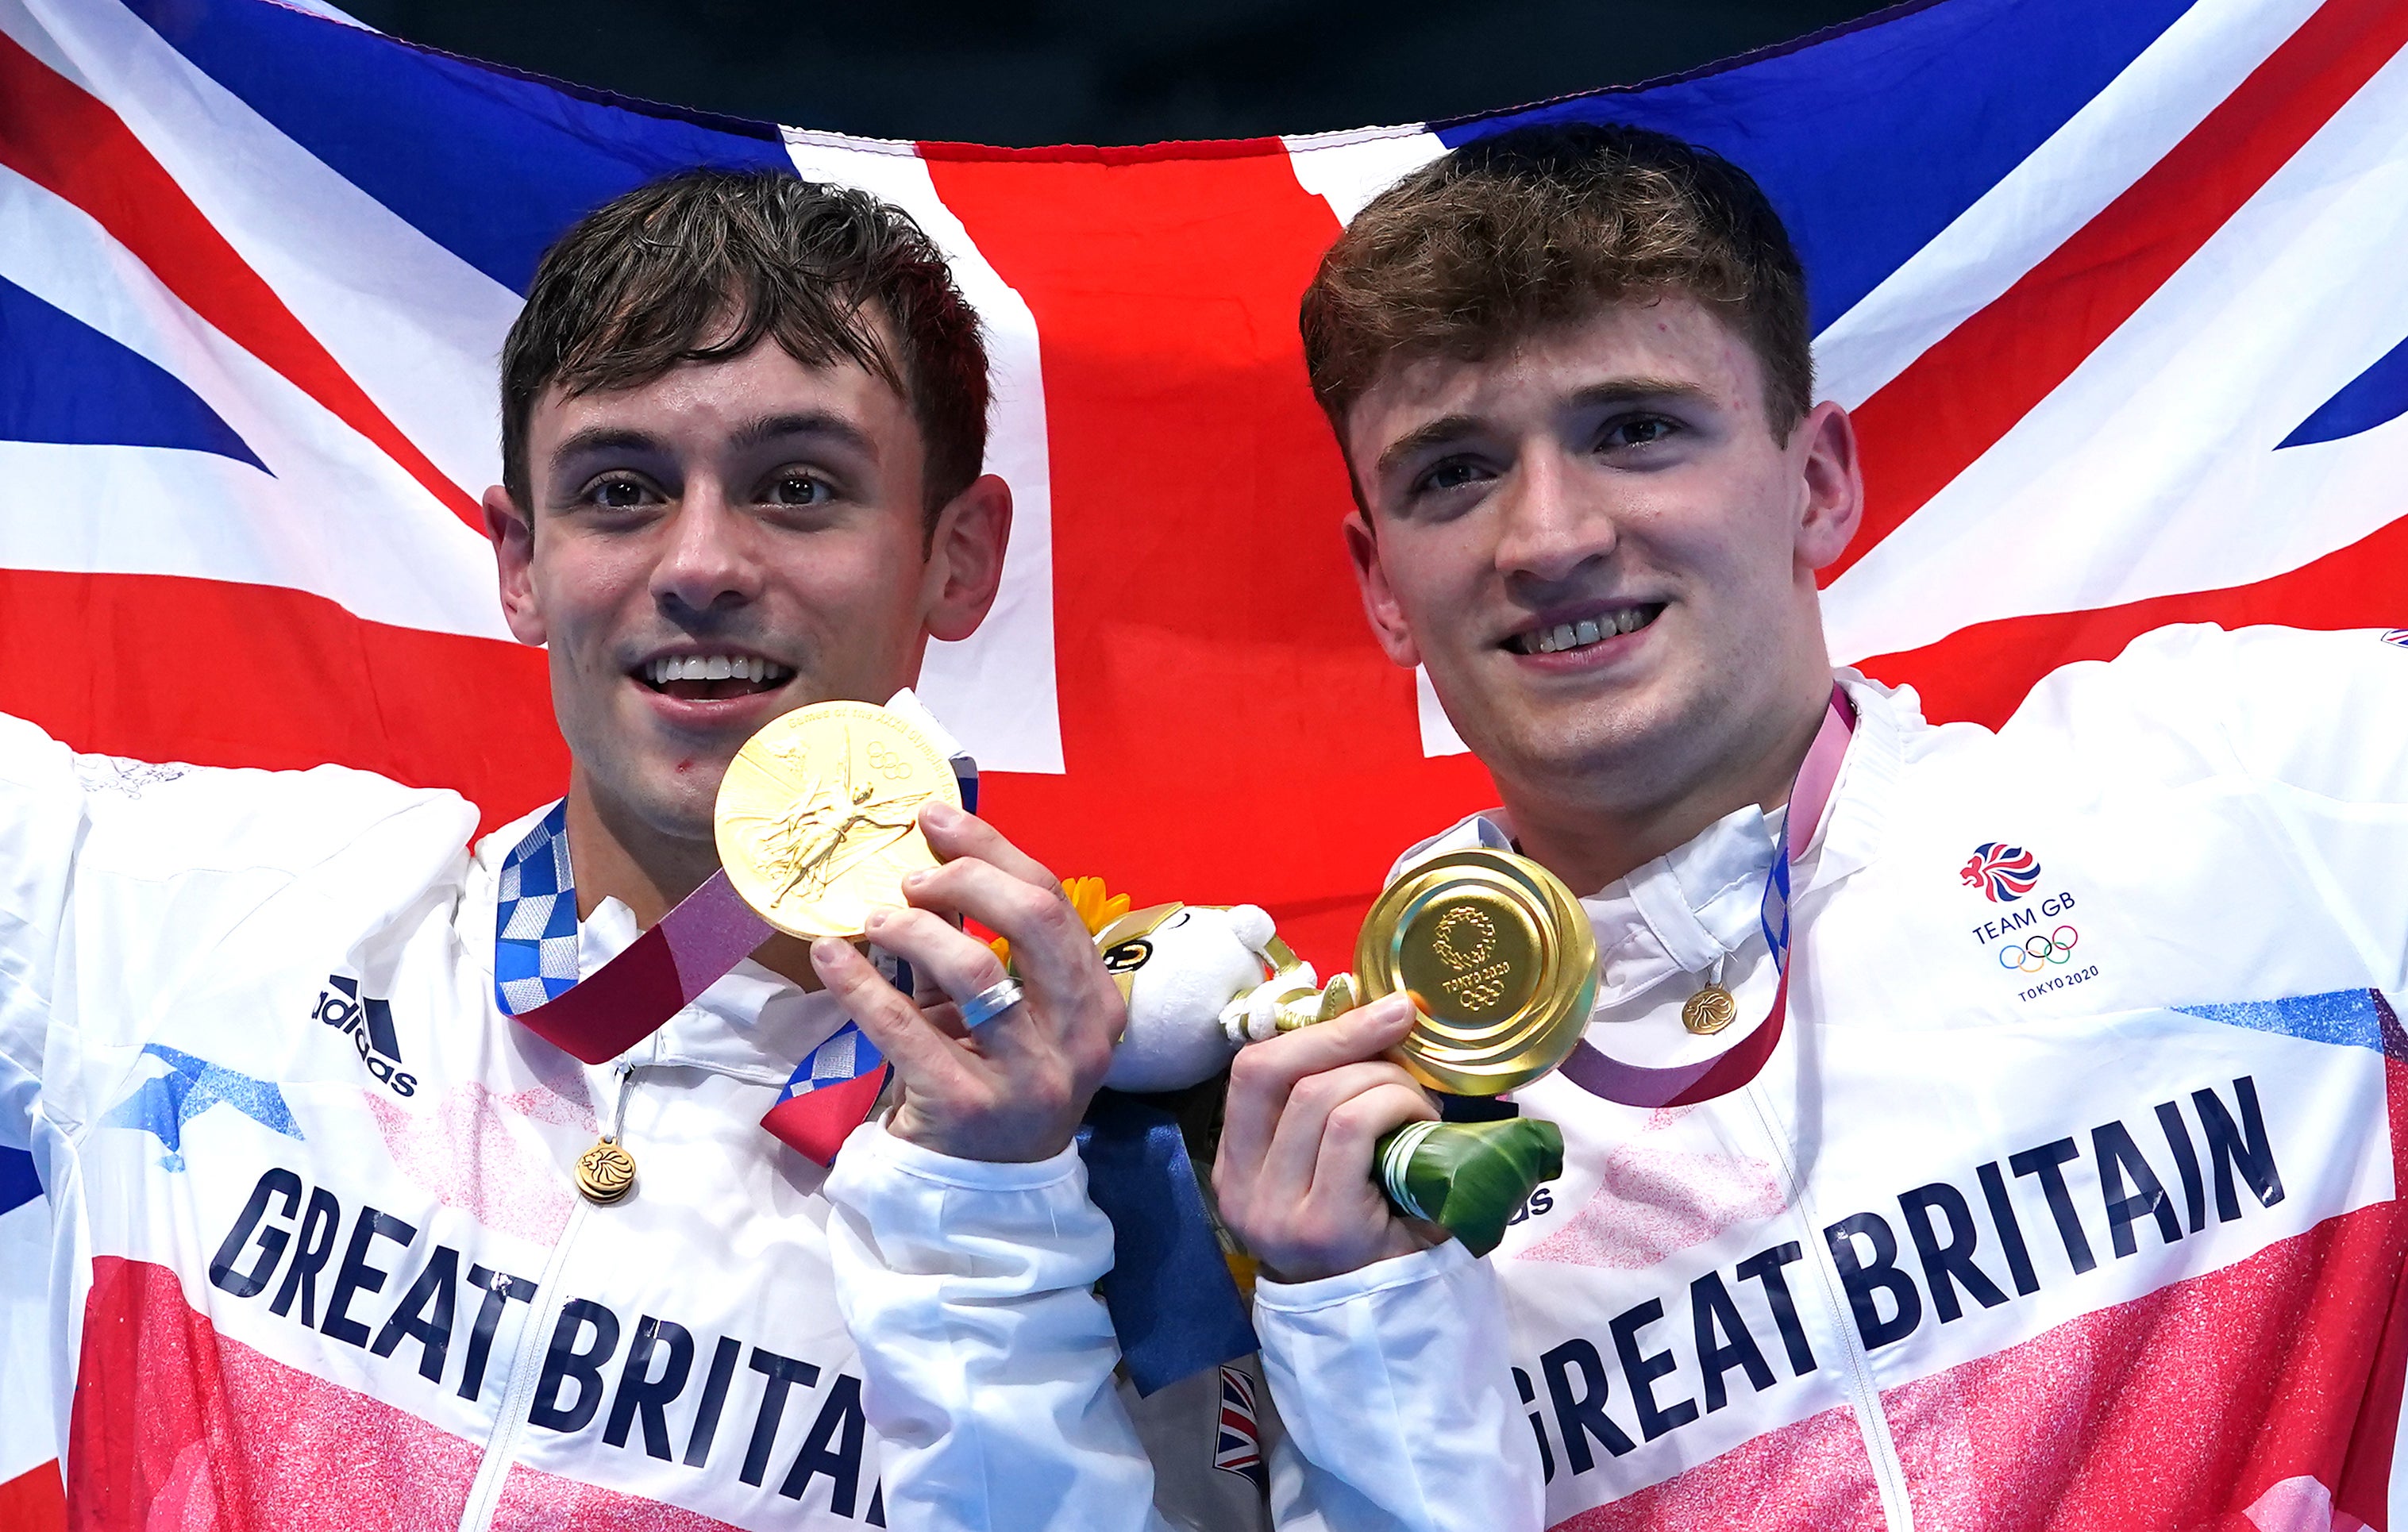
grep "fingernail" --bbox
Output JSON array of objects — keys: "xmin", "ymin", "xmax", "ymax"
[
  {"xmin": 863, "ymin": 906, "xmax": 893, "ymax": 931},
  {"xmin": 901, "ymin": 869, "xmax": 932, "ymax": 891},
  {"xmin": 811, "ymin": 937, "xmax": 846, "ymax": 963},
  {"xmin": 922, "ymin": 800, "xmax": 961, "ymax": 829},
  {"xmin": 1373, "ymin": 993, "xmax": 1419, "ymax": 1026}
]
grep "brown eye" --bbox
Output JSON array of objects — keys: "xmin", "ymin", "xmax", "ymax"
[
  {"xmin": 1416, "ymin": 459, "xmax": 1486, "ymax": 495},
  {"xmin": 590, "ymin": 477, "xmax": 648, "ymax": 508},
  {"xmin": 769, "ymin": 473, "xmax": 830, "ymax": 506}
]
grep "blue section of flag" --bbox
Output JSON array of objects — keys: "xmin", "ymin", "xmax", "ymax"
[
  {"xmin": 2279, "ymin": 331, "xmax": 2408, "ymax": 449},
  {"xmin": 0, "ymin": 1146, "xmax": 40, "ymax": 1216},
  {"xmin": 0, "ymin": 273, "xmax": 264, "ymax": 469},
  {"xmin": 1434, "ymin": 0, "xmax": 2195, "ymax": 333},
  {"xmin": 2180, "ymin": 989, "xmax": 2385, "ymax": 1053},
  {"xmin": 125, "ymin": 0, "xmax": 796, "ymax": 295}
]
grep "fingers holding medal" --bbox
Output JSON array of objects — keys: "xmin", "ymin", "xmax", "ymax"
[{"xmin": 724, "ymin": 702, "xmax": 1122, "ymax": 1163}]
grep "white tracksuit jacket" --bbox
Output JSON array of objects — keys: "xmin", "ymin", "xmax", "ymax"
[
  {"xmin": 0, "ymin": 712, "xmax": 1531, "ymax": 1530},
  {"xmin": 1322, "ymin": 624, "xmax": 2408, "ymax": 1531}
]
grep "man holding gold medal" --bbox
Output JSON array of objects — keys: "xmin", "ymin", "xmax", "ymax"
[
  {"xmin": 1213, "ymin": 122, "xmax": 2408, "ymax": 1526},
  {"xmin": 0, "ymin": 169, "xmax": 1516, "ymax": 1531}
]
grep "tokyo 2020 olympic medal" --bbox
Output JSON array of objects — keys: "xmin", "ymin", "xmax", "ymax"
[
  {"xmin": 1354, "ymin": 848, "xmax": 1597, "ymax": 1095},
  {"xmin": 714, "ymin": 701, "xmax": 961, "ymax": 940}
]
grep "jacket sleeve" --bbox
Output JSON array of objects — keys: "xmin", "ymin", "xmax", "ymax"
[
  {"xmin": 822, "ymin": 1122, "xmax": 1170, "ymax": 1532},
  {"xmin": 1254, "ymin": 1240, "xmax": 1544, "ymax": 1532},
  {"xmin": 0, "ymin": 713, "xmax": 476, "ymax": 1154},
  {"xmin": 0, "ymin": 718, "xmax": 97, "ymax": 1152}
]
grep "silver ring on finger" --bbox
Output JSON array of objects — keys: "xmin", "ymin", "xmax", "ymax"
[{"xmin": 957, "ymin": 977, "xmax": 1027, "ymax": 1030}]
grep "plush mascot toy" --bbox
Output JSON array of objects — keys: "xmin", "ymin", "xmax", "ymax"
[{"xmin": 1017, "ymin": 879, "xmax": 1564, "ymax": 1259}]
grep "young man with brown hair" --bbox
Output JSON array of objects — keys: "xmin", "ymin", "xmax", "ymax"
[
  {"xmin": 1216, "ymin": 122, "xmax": 2408, "ymax": 1527},
  {"xmin": 0, "ymin": 167, "xmax": 1368, "ymax": 1532}
]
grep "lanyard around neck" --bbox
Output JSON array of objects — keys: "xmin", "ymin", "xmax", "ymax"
[{"xmin": 1554, "ymin": 683, "xmax": 1857, "ymax": 1109}]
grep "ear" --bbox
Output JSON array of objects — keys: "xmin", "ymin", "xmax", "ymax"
[
  {"xmin": 1793, "ymin": 400, "xmax": 1864, "ymax": 573},
  {"xmin": 1343, "ymin": 509, "xmax": 1423, "ymax": 670},
  {"xmin": 484, "ymin": 485, "xmax": 549, "ymax": 647},
  {"xmin": 923, "ymin": 473, "xmax": 1013, "ymax": 643}
]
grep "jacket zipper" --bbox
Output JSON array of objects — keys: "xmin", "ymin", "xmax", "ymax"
[
  {"xmin": 1743, "ymin": 1078, "xmax": 1915, "ymax": 1530},
  {"xmin": 454, "ymin": 1191, "xmax": 591, "ymax": 1530},
  {"xmin": 454, "ymin": 1057, "xmax": 640, "ymax": 1531}
]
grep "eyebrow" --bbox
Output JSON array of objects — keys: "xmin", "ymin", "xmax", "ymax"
[
  {"xmin": 1371, "ymin": 375, "xmax": 1719, "ymax": 479},
  {"xmin": 549, "ymin": 425, "xmax": 664, "ymax": 469},
  {"xmin": 729, "ymin": 410, "xmax": 877, "ymax": 457},
  {"xmin": 547, "ymin": 410, "xmax": 878, "ymax": 475}
]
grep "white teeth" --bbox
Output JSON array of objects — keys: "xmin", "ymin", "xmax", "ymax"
[
  {"xmin": 1520, "ymin": 608, "xmax": 1657, "ymax": 655},
  {"xmin": 645, "ymin": 654, "xmax": 788, "ymax": 687}
]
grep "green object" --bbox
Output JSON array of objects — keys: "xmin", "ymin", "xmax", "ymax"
[{"xmin": 1374, "ymin": 1116, "xmax": 1565, "ymax": 1257}]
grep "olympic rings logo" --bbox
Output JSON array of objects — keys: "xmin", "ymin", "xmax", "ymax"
[{"xmin": 1999, "ymin": 925, "xmax": 2079, "ymax": 972}]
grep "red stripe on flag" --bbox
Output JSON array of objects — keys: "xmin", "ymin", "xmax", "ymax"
[
  {"xmin": 0, "ymin": 1461, "xmax": 64, "ymax": 1532},
  {"xmin": 923, "ymin": 148, "xmax": 1496, "ymax": 966},
  {"xmin": 1858, "ymin": 510, "xmax": 2408, "ymax": 727},
  {"xmin": 0, "ymin": 570, "xmax": 560, "ymax": 834},
  {"xmin": 1830, "ymin": 0, "xmax": 2408, "ymax": 586},
  {"xmin": 0, "ymin": 34, "xmax": 484, "ymax": 530}
]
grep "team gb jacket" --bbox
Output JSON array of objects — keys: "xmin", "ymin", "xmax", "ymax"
[
  {"xmin": 0, "ymin": 710, "xmax": 1522, "ymax": 1532},
  {"xmin": 1339, "ymin": 624, "xmax": 2408, "ymax": 1532}
]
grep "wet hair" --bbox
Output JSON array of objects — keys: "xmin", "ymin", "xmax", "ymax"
[{"xmin": 500, "ymin": 168, "xmax": 988, "ymax": 522}]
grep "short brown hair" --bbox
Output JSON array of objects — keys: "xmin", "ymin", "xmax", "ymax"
[
  {"xmin": 501, "ymin": 169, "xmax": 988, "ymax": 521},
  {"xmin": 1300, "ymin": 122, "xmax": 1811, "ymax": 455}
]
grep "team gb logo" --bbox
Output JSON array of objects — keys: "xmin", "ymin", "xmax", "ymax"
[{"xmin": 1961, "ymin": 843, "xmax": 2041, "ymax": 903}]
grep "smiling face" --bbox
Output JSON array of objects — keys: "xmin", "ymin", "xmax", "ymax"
[
  {"xmin": 1343, "ymin": 293, "xmax": 1861, "ymax": 864},
  {"xmin": 486, "ymin": 328, "xmax": 1008, "ymax": 875}
]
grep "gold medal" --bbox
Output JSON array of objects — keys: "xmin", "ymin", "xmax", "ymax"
[
  {"xmin": 576, "ymin": 1139, "xmax": 637, "ymax": 1204},
  {"xmin": 715, "ymin": 702, "xmax": 961, "ymax": 939},
  {"xmin": 1354, "ymin": 849, "xmax": 1597, "ymax": 1095},
  {"xmin": 1682, "ymin": 984, "xmax": 1738, "ymax": 1035}
]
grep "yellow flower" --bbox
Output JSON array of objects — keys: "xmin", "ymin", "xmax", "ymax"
[{"xmin": 990, "ymin": 875, "xmax": 1131, "ymax": 966}]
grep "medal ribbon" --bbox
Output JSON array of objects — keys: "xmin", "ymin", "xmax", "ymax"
[
  {"xmin": 1555, "ymin": 683, "xmax": 1856, "ymax": 1108},
  {"xmin": 492, "ymin": 758, "xmax": 977, "ymax": 1071}
]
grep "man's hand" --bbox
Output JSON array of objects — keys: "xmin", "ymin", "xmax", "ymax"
[
  {"xmin": 809, "ymin": 800, "xmax": 1119, "ymax": 1163},
  {"xmin": 1212, "ymin": 992, "xmax": 1446, "ymax": 1284}
]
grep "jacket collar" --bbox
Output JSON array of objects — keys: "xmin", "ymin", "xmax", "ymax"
[
  {"xmin": 460, "ymin": 805, "xmax": 852, "ymax": 1080},
  {"xmin": 1390, "ymin": 669, "xmax": 1910, "ymax": 1017}
]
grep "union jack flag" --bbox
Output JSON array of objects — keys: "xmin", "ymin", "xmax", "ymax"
[
  {"xmin": 5, "ymin": 0, "xmax": 2408, "ymax": 1517},
  {"xmin": 1213, "ymin": 1364, "xmax": 1267, "ymax": 1492}
]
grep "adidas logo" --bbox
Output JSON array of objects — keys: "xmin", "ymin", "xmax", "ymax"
[{"xmin": 312, "ymin": 976, "xmax": 417, "ymax": 1098}]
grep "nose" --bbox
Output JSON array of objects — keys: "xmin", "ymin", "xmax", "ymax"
[
  {"xmin": 649, "ymin": 481, "xmax": 763, "ymax": 622},
  {"xmin": 1493, "ymin": 447, "xmax": 1616, "ymax": 591}
]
